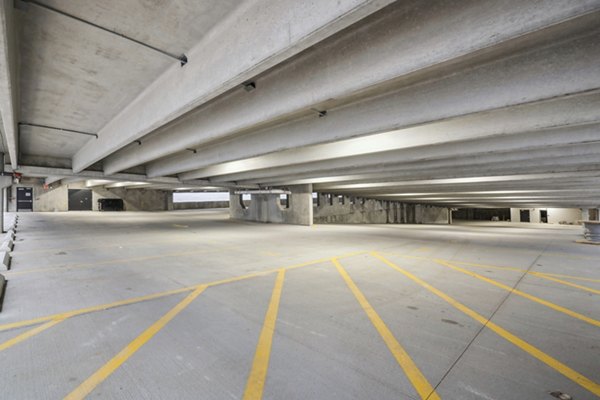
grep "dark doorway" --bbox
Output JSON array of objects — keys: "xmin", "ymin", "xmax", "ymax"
[
  {"xmin": 540, "ymin": 210, "xmax": 548, "ymax": 223},
  {"xmin": 520, "ymin": 209, "xmax": 530, "ymax": 223},
  {"xmin": 16, "ymin": 187, "xmax": 33, "ymax": 211},
  {"xmin": 68, "ymin": 189, "xmax": 92, "ymax": 211}
]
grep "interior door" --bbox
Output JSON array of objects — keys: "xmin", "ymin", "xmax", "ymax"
[
  {"xmin": 68, "ymin": 189, "xmax": 92, "ymax": 211},
  {"xmin": 16, "ymin": 187, "xmax": 33, "ymax": 211}
]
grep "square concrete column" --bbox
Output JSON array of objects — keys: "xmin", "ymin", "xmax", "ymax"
[
  {"xmin": 229, "ymin": 184, "xmax": 313, "ymax": 226},
  {"xmin": 582, "ymin": 208, "xmax": 590, "ymax": 221}
]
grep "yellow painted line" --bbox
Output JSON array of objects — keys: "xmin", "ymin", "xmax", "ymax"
[
  {"xmin": 381, "ymin": 252, "xmax": 600, "ymax": 284},
  {"xmin": 458, "ymin": 261, "xmax": 600, "ymax": 284},
  {"xmin": 64, "ymin": 285, "xmax": 207, "ymax": 400},
  {"xmin": 0, "ymin": 286, "xmax": 194, "ymax": 332},
  {"xmin": 528, "ymin": 272, "xmax": 600, "ymax": 296},
  {"xmin": 5, "ymin": 247, "xmax": 233, "ymax": 277},
  {"xmin": 0, "ymin": 251, "xmax": 365, "ymax": 333},
  {"xmin": 332, "ymin": 258, "xmax": 440, "ymax": 400},
  {"xmin": 434, "ymin": 259, "xmax": 600, "ymax": 328},
  {"xmin": 0, "ymin": 317, "xmax": 66, "ymax": 352},
  {"xmin": 243, "ymin": 270, "xmax": 286, "ymax": 400},
  {"xmin": 371, "ymin": 252, "xmax": 600, "ymax": 397}
]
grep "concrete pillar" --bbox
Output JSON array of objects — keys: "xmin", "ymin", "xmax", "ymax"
[
  {"xmin": 582, "ymin": 208, "xmax": 590, "ymax": 221},
  {"xmin": 229, "ymin": 184, "xmax": 313, "ymax": 226},
  {"xmin": 448, "ymin": 208, "xmax": 453, "ymax": 225}
]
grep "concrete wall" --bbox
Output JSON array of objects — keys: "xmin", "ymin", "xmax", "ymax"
[
  {"xmin": 8, "ymin": 178, "xmax": 173, "ymax": 212},
  {"xmin": 229, "ymin": 185, "xmax": 313, "ymax": 226},
  {"xmin": 173, "ymin": 201, "xmax": 229, "ymax": 210},
  {"xmin": 510, "ymin": 208, "xmax": 582, "ymax": 224},
  {"xmin": 313, "ymin": 194, "xmax": 448, "ymax": 224}
]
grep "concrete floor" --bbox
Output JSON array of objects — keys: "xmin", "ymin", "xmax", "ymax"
[{"xmin": 0, "ymin": 210, "xmax": 599, "ymax": 400}]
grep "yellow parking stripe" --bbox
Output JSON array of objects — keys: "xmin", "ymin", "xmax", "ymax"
[
  {"xmin": 382, "ymin": 252, "xmax": 600, "ymax": 283},
  {"xmin": 0, "ymin": 286, "xmax": 193, "ymax": 332},
  {"xmin": 434, "ymin": 259, "xmax": 600, "ymax": 328},
  {"xmin": 0, "ymin": 317, "xmax": 66, "ymax": 352},
  {"xmin": 0, "ymin": 251, "xmax": 365, "ymax": 333},
  {"xmin": 333, "ymin": 258, "xmax": 440, "ymax": 400},
  {"xmin": 371, "ymin": 252, "xmax": 600, "ymax": 397},
  {"xmin": 528, "ymin": 272, "xmax": 600, "ymax": 295},
  {"xmin": 5, "ymin": 247, "xmax": 232, "ymax": 277},
  {"xmin": 243, "ymin": 270, "xmax": 286, "ymax": 400},
  {"xmin": 64, "ymin": 285, "xmax": 207, "ymax": 400}
]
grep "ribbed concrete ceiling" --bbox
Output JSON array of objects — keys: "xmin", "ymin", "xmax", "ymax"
[{"xmin": 2, "ymin": 0, "xmax": 600, "ymax": 207}]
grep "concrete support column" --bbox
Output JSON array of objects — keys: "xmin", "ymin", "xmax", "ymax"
[
  {"xmin": 582, "ymin": 208, "xmax": 590, "ymax": 221},
  {"xmin": 229, "ymin": 184, "xmax": 313, "ymax": 226},
  {"xmin": 448, "ymin": 208, "xmax": 453, "ymax": 225}
]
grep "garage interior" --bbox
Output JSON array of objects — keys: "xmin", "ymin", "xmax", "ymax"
[{"xmin": 0, "ymin": 1, "xmax": 599, "ymax": 399}]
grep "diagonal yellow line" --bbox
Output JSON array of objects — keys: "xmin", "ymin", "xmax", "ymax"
[
  {"xmin": 0, "ymin": 252, "xmax": 365, "ymax": 333},
  {"xmin": 332, "ymin": 258, "xmax": 440, "ymax": 400},
  {"xmin": 457, "ymin": 261, "xmax": 600, "ymax": 284},
  {"xmin": 0, "ymin": 286, "xmax": 194, "ymax": 332},
  {"xmin": 434, "ymin": 259, "xmax": 600, "ymax": 328},
  {"xmin": 0, "ymin": 317, "xmax": 66, "ymax": 352},
  {"xmin": 243, "ymin": 269, "xmax": 286, "ymax": 400},
  {"xmin": 5, "ymin": 247, "xmax": 231, "ymax": 277},
  {"xmin": 528, "ymin": 272, "xmax": 600, "ymax": 295},
  {"xmin": 64, "ymin": 285, "xmax": 207, "ymax": 400},
  {"xmin": 380, "ymin": 252, "xmax": 600, "ymax": 283},
  {"xmin": 371, "ymin": 252, "xmax": 600, "ymax": 398}
]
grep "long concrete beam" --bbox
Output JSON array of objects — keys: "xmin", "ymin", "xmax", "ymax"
[
  {"xmin": 4, "ymin": 165, "xmax": 257, "ymax": 190},
  {"xmin": 173, "ymin": 30, "xmax": 600, "ymax": 180},
  {"xmin": 316, "ymin": 171, "xmax": 600, "ymax": 191},
  {"xmin": 44, "ymin": 176, "xmax": 64, "ymax": 185},
  {"xmin": 0, "ymin": 0, "xmax": 19, "ymax": 168},
  {"xmin": 255, "ymin": 153, "xmax": 600, "ymax": 188},
  {"xmin": 215, "ymin": 125, "xmax": 600, "ymax": 185},
  {"xmin": 104, "ymin": 2, "xmax": 600, "ymax": 175},
  {"xmin": 72, "ymin": 0, "xmax": 394, "ymax": 173},
  {"xmin": 192, "ymin": 96, "xmax": 600, "ymax": 183}
]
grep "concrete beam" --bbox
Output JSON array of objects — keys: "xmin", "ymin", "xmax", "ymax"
[
  {"xmin": 173, "ymin": 29, "xmax": 600, "ymax": 180},
  {"xmin": 44, "ymin": 176, "xmax": 64, "ymax": 185},
  {"xmin": 256, "ymin": 155, "xmax": 600, "ymax": 188},
  {"xmin": 72, "ymin": 0, "xmax": 394, "ymax": 173},
  {"xmin": 217, "ymin": 126, "xmax": 600, "ymax": 185},
  {"xmin": 104, "ymin": 181, "xmax": 152, "ymax": 189},
  {"xmin": 317, "ymin": 173, "xmax": 600, "ymax": 190},
  {"xmin": 105, "ymin": 2, "xmax": 600, "ymax": 175},
  {"xmin": 187, "ymin": 95, "xmax": 600, "ymax": 183},
  {"xmin": 5, "ymin": 165, "xmax": 259, "ymax": 190},
  {"xmin": 0, "ymin": 0, "xmax": 19, "ymax": 167}
]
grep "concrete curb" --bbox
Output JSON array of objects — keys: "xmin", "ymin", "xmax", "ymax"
[
  {"xmin": 0, "ymin": 238, "xmax": 13, "ymax": 252},
  {"xmin": 0, "ymin": 273, "xmax": 5, "ymax": 312},
  {"xmin": 0, "ymin": 251, "xmax": 10, "ymax": 271}
]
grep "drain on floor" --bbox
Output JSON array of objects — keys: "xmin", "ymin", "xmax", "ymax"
[{"xmin": 550, "ymin": 391, "xmax": 572, "ymax": 399}]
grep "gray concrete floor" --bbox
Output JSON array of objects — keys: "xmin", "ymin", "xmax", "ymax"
[{"xmin": 0, "ymin": 210, "xmax": 599, "ymax": 400}]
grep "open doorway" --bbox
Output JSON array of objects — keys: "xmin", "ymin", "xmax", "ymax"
[
  {"xmin": 540, "ymin": 210, "xmax": 548, "ymax": 223},
  {"xmin": 520, "ymin": 209, "xmax": 530, "ymax": 223}
]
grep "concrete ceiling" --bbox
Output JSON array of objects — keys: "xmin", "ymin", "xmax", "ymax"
[{"xmin": 2, "ymin": 0, "xmax": 600, "ymax": 207}]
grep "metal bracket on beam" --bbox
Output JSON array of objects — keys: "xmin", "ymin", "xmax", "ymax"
[
  {"xmin": 242, "ymin": 81, "xmax": 256, "ymax": 92},
  {"xmin": 311, "ymin": 109, "xmax": 327, "ymax": 118},
  {"xmin": 186, "ymin": 148, "xmax": 197, "ymax": 154},
  {"xmin": 21, "ymin": 0, "xmax": 187, "ymax": 66}
]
